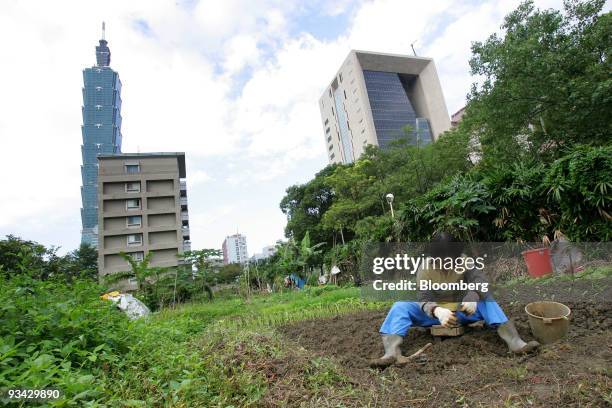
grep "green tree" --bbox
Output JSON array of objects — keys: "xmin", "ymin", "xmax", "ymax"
[
  {"xmin": 0, "ymin": 235, "xmax": 51, "ymax": 278},
  {"xmin": 181, "ymin": 249, "xmax": 222, "ymax": 299},
  {"xmin": 0, "ymin": 236, "xmax": 98, "ymax": 281},
  {"xmin": 63, "ymin": 243, "xmax": 98, "ymax": 279},
  {"xmin": 104, "ymin": 252, "xmax": 161, "ymax": 290},
  {"xmin": 280, "ymin": 164, "xmax": 337, "ymax": 245},
  {"xmin": 214, "ymin": 263, "xmax": 243, "ymax": 284},
  {"xmin": 465, "ymin": 0, "xmax": 611, "ymax": 164}
]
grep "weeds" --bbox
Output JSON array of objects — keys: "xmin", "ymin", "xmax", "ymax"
[{"xmin": 0, "ymin": 276, "xmax": 373, "ymax": 406}]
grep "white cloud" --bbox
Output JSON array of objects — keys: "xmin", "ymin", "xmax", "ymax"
[
  {"xmin": 222, "ymin": 35, "xmax": 261, "ymax": 76},
  {"xmin": 188, "ymin": 170, "xmax": 214, "ymax": 187}
]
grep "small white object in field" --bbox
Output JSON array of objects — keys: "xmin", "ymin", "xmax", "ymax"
[{"xmin": 105, "ymin": 293, "xmax": 150, "ymax": 320}]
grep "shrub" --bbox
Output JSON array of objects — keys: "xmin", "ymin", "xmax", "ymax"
[{"xmin": 0, "ymin": 275, "xmax": 130, "ymax": 404}]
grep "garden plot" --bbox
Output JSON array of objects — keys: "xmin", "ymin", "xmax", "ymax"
[{"xmin": 279, "ymin": 278, "xmax": 612, "ymax": 407}]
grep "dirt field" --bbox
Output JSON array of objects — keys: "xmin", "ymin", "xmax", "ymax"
[{"xmin": 279, "ymin": 279, "xmax": 612, "ymax": 407}]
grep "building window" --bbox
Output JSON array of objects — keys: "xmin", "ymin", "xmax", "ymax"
[
  {"xmin": 328, "ymin": 144, "xmax": 333, "ymax": 151},
  {"xmin": 96, "ymin": 86, "xmax": 102, "ymax": 91},
  {"xmin": 324, "ymin": 118, "xmax": 329, "ymax": 126},
  {"xmin": 325, "ymin": 127, "xmax": 331, "ymax": 134},
  {"xmin": 126, "ymin": 199, "xmax": 140, "ymax": 210},
  {"xmin": 125, "ymin": 164, "xmax": 140, "ymax": 174},
  {"xmin": 131, "ymin": 252, "xmax": 144, "ymax": 262},
  {"xmin": 95, "ymin": 105, "xmax": 102, "ymax": 110},
  {"xmin": 125, "ymin": 182, "xmax": 140, "ymax": 193},
  {"xmin": 339, "ymin": 73, "xmax": 343, "ymax": 83},
  {"xmin": 127, "ymin": 234, "xmax": 143, "ymax": 246},
  {"xmin": 343, "ymin": 90, "xmax": 347, "ymax": 99},
  {"xmin": 330, "ymin": 153, "xmax": 335, "ymax": 160},
  {"xmin": 127, "ymin": 215, "xmax": 142, "ymax": 228}
]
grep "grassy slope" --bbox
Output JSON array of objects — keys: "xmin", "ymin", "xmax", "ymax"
[
  {"xmin": 6, "ymin": 266, "xmax": 609, "ymax": 406},
  {"xmin": 102, "ymin": 286, "xmax": 380, "ymax": 407},
  {"xmin": 107, "ymin": 266, "xmax": 612, "ymax": 406}
]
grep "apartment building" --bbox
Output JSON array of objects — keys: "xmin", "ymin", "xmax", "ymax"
[
  {"xmin": 97, "ymin": 152, "xmax": 190, "ymax": 287},
  {"xmin": 250, "ymin": 245, "xmax": 277, "ymax": 262},
  {"xmin": 222, "ymin": 234, "xmax": 248, "ymax": 265},
  {"xmin": 319, "ymin": 50, "xmax": 451, "ymax": 164}
]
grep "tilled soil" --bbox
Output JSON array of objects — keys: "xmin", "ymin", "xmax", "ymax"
[{"xmin": 279, "ymin": 279, "xmax": 612, "ymax": 407}]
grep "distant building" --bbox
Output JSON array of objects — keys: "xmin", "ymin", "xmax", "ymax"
[
  {"xmin": 81, "ymin": 24, "xmax": 124, "ymax": 247},
  {"xmin": 250, "ymin": 245, "xmax": 278, "ymax": 262},
  {"xmin": 451, "ymin": 106, "xmax": 466, "ymax": 128},
  {"xmin": 96, "ymin": 152, "xmax": 190, "ymax": 289},
  {"xmin": 319, "ymin": 50, "xmax": 451, "ymax": 164},
  {"xmin": 222, "ymin": 234, "xmax": 248, "ymax": 265}
]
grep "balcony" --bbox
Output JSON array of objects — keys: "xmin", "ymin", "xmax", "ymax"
[
  {"xmin": 183, "ymin": 240, "xmax": 191, "ymax": 252},
  {"xmin": 180, "ymin": 196, "xmax": 188, "ymax": 206},
  {"xmin": 181, "ymin": 211, "xmax": 189, "ymax": 221},
  {"xmin": 181, "ymin": 226, "xmax": 190, "ymax": 236},
  {"xmin": 180, "ymin": 180, "xmax": 187, "ymax": 191}
]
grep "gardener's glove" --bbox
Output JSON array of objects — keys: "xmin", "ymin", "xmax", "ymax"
[
  {"xmin": 433, "ymin": 307, "xmax": 457, "ymax": 327},
  {"xmin": 460, "ymin": 301, "xmax": 477, "ymax": 315}
]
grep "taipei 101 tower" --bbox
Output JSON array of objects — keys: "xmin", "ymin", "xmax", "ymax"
[{"xmin": 80, "ymin": 23, "xmax": 123, "ymax": 247}]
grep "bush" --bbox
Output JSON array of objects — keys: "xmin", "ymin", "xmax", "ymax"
[
  {"xmin": 399, "ymin": 145, "xmax": 612, "ymax": 242},
  {"xmin": 0, "ymin": 275, "xmax": 130, "ymax": 404},
  {"xmin": 544, "ymin": 145, "xmax": 612, "ymax": 240}
]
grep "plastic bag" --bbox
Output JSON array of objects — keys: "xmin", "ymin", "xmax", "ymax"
[{"xmin": 101, "ymin": 292, "xmax": 150, "ymax": 320}]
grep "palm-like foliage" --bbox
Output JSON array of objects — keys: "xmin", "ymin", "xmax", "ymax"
[{"xmin": 103, "ymin": 252, "xmax": 159, "ymax": 289}]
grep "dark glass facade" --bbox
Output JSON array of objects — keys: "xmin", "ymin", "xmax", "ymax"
[
  {"xmin": 363, "ymin": 70, "xmax": 432, "ymax": 148},
  {"xmin": 80, "ymin": 39, "xmax": 122, "ymax": 246}
]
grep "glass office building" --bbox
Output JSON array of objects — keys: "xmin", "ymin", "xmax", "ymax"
[
  {"xmin": 319, "ymin": 51, "xmax": 450, "ymax": 165},
  {"xmin": 333, "ymin": 87, "xmax": 355, "ymax": 163},
  {"xmin": 80, "ymin": 37, "xmax": 123, "ymax": 247},
  {"xmin": 362, "ymin": 70, "xmax": 432, "ymax": 149}
]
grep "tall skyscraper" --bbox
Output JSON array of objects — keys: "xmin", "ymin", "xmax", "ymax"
[
  {"xmin": 222, "ymin": 234, "xmax": 248, "ymax": 265},
  {"xmin": 81, "ymin": 24, "xmax": 123, "ymax": 247},
  {"xmin": 319, "ymin": 50, "xmax": 451, "ymax": 164}
]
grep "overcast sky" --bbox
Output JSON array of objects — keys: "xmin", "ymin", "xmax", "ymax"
[{"xmin": 0, "ymin": 0, "xmax": 581, "ymax": 255}]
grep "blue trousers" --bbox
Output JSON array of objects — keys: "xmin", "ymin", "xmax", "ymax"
[{"xmin": 380, "ymin": 301, "xmax": 509, "ymax": 336}]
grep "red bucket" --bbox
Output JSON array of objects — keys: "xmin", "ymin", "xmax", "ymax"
[{"xmin": 522, "ymin": 248, "xmax": 553, "ymax": 278}]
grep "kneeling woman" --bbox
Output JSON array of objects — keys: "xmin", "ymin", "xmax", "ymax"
[{"xmin": 371, "ymin": 233, "xmax": 539, "ymax": 368}]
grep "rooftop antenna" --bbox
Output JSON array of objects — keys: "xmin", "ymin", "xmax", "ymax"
[
  {"xmin": 102, "ymin": 21, "xmax": 106, "ymax": 40},
  {"xmin": 410, "ymin": 40, "xmax": 418, "ymax": 56}
]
